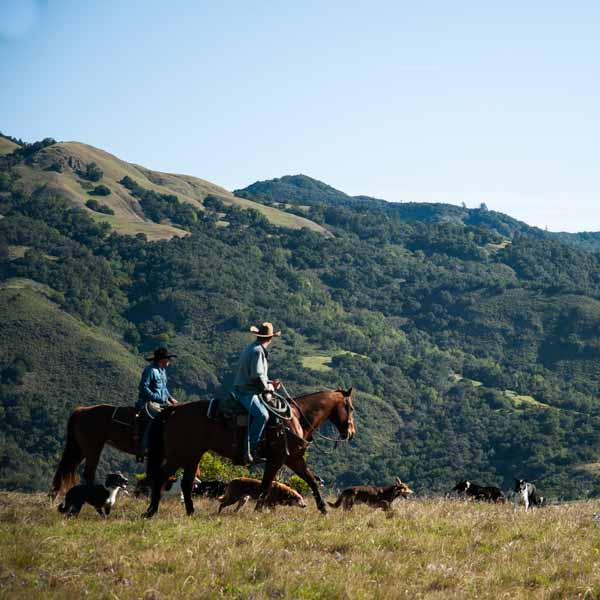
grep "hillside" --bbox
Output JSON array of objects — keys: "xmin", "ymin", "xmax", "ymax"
[
  {"xmin": 236, "ymin": 174, "xmax": 600, "ymax": 250},
  {"xmin": 0, "ymin": 282, "xmax": 142, "ymax": 489},
  {"xmin": 3, "ymin": 140, "xmax": 327, "ymax": 240},
  {"xmin": 2, "ymin": 135, "xmax": 600, "ymax": 500},
  {"xmin": 0, "ymin": 135, "xmax": 19, "ymax": 156}
]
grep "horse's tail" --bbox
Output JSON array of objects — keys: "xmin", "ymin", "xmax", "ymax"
[
  {"xmin": 50, "ymin": 409, "xmax": 83, "ymax": 500},
  {"xmin": 327, "ymin": 493, "xmax": 344, "ymax": 508},
  {"xmin": 146, "ymin": 412, "xmax": 166, "ymax": 482}
]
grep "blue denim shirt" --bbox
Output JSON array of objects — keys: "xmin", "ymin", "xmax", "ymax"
[
  {"xmin": 234, "ymin": 340, "xmax": 270, "ymax": 393},
  {"xmin": 137, "ymin": 364, "xmax": 171, "ymax": 409}
]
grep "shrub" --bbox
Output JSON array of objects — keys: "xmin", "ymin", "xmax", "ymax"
[
  {"xmin": 89, "ymin": 184, "xmax": 111, "ymax": 196},
  {"xmin": 85, "ymin": 199, "xmax": 114, "ymax": 215},
  {"xmin": 80, "ymin": 162, "xmax": 103, "ymax": 182}
]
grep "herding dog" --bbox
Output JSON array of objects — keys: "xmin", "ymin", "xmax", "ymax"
[
  {"xmin": 328, "ymin": 477, "xmax": 413, "ymax": 511},
  {"xmin": 451, "ymin": 480, "xmax": 505, "ymax": 503},
  {"xmin": 514, "ymin": 479, "xmax": 545, "ymax": 511},
  {"xmin": 58, "ymin": 472, "xmax": 128, "ymax": 517},
  {"xmin": 217, "ymin": 477, "xmax": 306, "ymax": 512}
]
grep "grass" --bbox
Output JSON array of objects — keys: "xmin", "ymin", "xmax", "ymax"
[
  {"xmin": 301, "ymin": 355, "xmax": 334, "ymax": 372},
  {"xmin": 2, "ymin": 493, "xmax": 600, "ymax": 599},
  {"xmin": 504, "ymin": 390, "xmax": 550, "ymax": 410},
  {"xmin": 0, "ymin": 136, "xmax": 18, "ymax": 156}
]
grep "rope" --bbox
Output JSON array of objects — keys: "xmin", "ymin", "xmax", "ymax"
[{"xmin": 262, "ymin": 391, "xmax": 293, "ymax": 421}]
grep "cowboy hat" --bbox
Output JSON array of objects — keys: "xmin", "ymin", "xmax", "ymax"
[
  {"xmin": 145, "ymin": 347, "xmax": 177, "ymax": 362},
  {"xmin": 250, "ymin": 322, "xmax": 281, "ymax": 338}
]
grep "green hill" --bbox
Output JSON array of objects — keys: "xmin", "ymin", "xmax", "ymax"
[
  {"xmin": 2, "ymin": 135, "xmax": 600, "ymax": 499},
  {"xmin": 0, "ymin": 281, "xmax": 142, "ymax": 490}
]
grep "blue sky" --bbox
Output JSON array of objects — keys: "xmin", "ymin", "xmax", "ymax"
[{"xmin": 1, "ymin": 0, "xmax": 600, "ymax": 232}]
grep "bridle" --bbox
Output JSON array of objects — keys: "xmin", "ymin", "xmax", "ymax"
[{"xmin": 280, "ymin": 384, "xmax": 354, "ymax": 451}]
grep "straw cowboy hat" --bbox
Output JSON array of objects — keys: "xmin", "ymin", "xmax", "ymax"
[
  {"xmin": 250, "ymin": 322, "xmax": 281, "ymax": 338},
  {"xmin": 145, "ymin": 347, "xmax": 178, "ymax": 362}
]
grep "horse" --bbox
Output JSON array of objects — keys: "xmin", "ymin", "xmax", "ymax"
[
  {"xmin": 144, "ymin": 388, "xmax": 355, "ymax": 518},
  {"xmin": 50, "ymin": 405, "xmax": 185, "ymax": 500},
  {"xmin": 50, "ymin": 405, "xmax": 137, "ymax": 500}
]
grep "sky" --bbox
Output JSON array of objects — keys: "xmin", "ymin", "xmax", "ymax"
[{"xmin": 1, "ymin": 0, "xmax": 600, "ymax": 232}]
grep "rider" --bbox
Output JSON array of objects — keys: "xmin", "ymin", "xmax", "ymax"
[
  {"xmin": 134, "ymin": 347, "xmax": 178, "ymax": 462},
  {"xmin": 234, "ymin": 322, "xmax": 281, "ymax": 464}
]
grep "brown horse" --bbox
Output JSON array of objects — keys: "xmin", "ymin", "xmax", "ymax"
[
  {"xmin": 145, "ymin": 388, "xmax": 355, "ymax": 518},
  {"xmin": 50, "ymin": 405, "xmax": 137, "ymax": 499}
]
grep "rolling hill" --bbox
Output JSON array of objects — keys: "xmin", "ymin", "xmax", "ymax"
[
  {"xmin": 2, "ymin": 133, "xmax": 600, "ymax": 500},
  {"xmin": 3, "ymin": 138, "xmax": 328, "ymax": 240}
]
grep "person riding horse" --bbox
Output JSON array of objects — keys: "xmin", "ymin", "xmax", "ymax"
[
  {"xmin": 234, "ymin": 322, "xmax": 281, "ymax": 464},
  {"xmin": 134, "ymin": 347, "xmax": 178, "ymax": 462}
]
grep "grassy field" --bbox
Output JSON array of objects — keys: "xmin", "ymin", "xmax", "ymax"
[{"xmin": 2, "ymin": 492, "xmax": 600, "ymax": 599}]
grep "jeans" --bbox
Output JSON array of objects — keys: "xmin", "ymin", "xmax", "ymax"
[{"xmin": 236, "ymin": 391, "xmax": 269, "ymax": 453}]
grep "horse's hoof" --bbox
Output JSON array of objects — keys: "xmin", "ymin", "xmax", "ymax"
[
  {"xmin": 186, "ymin": 509, "xmax": 194, "ymax": 517},
  {"xmin": 142, "ymin": 510, "xmax": 155, "ymax": 519}
]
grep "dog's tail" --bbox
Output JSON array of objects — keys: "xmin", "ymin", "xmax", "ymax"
[
  {"xmin": 50, "ymin": 409, "xmax": 84, "ymax": 501},
  {"xmin": 327, "ymin": 493, "xmax": 344, "ymax": 508}
]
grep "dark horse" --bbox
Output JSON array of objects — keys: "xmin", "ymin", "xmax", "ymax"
[
  {"xmin": 50, "ymin": 405, "xmax": 138, "ymax": 500},
  {"xmin": 144, "ymin": 388, "xmax": 355, "ymax": 517}
]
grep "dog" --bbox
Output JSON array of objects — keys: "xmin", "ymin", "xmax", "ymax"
[
  {"xmin": 193, "ymin": 479, "xmax": 227, "ymax": 498},
  {"xmin": 327, "ymin": 477, "xmax": 413, "ymax": 511},
  {"xmin": 451, "ymin": 480, "xmax": 505, "ymax": 503},
  {"xmin": 58, "ymin": 472, "xmax": 128, "ymax": 517},
  {"xmin": 514, "ymin": 479, "xmax": 545, "ymax": 511},
  {"xmin": 217, "ymin": 477, "xmax": 306, "ymax": 512}
]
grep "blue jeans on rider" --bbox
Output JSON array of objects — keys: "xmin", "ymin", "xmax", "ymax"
[{"xmin": 237, "ymin": 392, "xmax": 269, "ymax": 455}]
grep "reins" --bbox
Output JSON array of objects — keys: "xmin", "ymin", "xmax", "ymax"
[{"xmin": 279, "ymin": 383, "xmax": 352, "ymax": 454}]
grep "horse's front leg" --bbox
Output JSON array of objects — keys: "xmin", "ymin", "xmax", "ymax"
[
  {"xmin": 255, "ymin": 460, "xmax": 283, "ymax": 511},
  {"xmin": 144, "ymin": 461, "xmax": 177, "ymax": 519},
  {"xmin": 286, "ymin": 455, "xmax": 328, "ymax": 514},
  {"xmin": 181, "ymin": 456, "xmax": 203, "ymax": 517}
]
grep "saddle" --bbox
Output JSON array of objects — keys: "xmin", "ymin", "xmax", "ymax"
[
  {"xmin": 207, "ymin": 393, "xmax": 248, "ymax": 427},
  {"xmin": 207, "ymin": 393, "xmax": 288, "ymax": 465}
]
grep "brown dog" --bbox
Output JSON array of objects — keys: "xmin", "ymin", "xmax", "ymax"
[
  {"xmin": 328, "ymin": 477, "xmax": 413, "ymax": 511},
  {"xmin": 217, "ymin": 477, "xmax": 307, "ymax": 512}
]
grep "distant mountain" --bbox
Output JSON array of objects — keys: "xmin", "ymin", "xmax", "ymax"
[{"xmin": 236, "ymin": 174, "xmax": 600, "ymax": 251}]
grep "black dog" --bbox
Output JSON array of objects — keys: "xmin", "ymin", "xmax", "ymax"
[
  {"xmin": 192, "ymin": 479, "xmax": 226, "ymax": 498},
  {"xmin": 58, "ymin": 473, "xmax": 128, "ymax": 517},
  {"xmin": 451, "ymin": 480, "xmax": 505, "ymax": 503}
]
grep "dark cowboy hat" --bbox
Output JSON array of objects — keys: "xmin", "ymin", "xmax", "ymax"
[
  {"xmin": 249, "ymin": 322, "xmax": 281, "ymax": 338},
  {"xmin": 145, "ymin": 347, "xmax": 177, "ymax": 362}
]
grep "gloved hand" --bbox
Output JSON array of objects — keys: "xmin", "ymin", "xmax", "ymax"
[{"xmin": 148, "ymin": 401, "xmax": 163, "ymax": 413}]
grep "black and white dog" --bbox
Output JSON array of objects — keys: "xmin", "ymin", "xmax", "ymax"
[
  {"xmin": 451, "ymin": 480, "xmax": 505, "ymax": 503},
  {"xmin": 58, "ymin": 473, "xmax": 129, "ymax": 518},
  {"xmin": 514, "ymin": 479, "xmax": 545, "ymax": 511}
]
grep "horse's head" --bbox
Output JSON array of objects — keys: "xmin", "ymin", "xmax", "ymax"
[{"xmin": 328, "ymin": 387, "xmax": 355, "ymax": 441}]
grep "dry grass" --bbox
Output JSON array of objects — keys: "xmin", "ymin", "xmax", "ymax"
[
  {"xmin": 11, "ymin": 141, "xmax": 329, "ymax": 239},
  {"xmin": 2, "ymin": 493, "xmax": 600, "ymax": 599}
]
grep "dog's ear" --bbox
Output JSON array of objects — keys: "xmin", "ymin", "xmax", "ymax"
[{"xmin": 395, "ymin": 477, "xmax": 402, "ymax": 485}]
